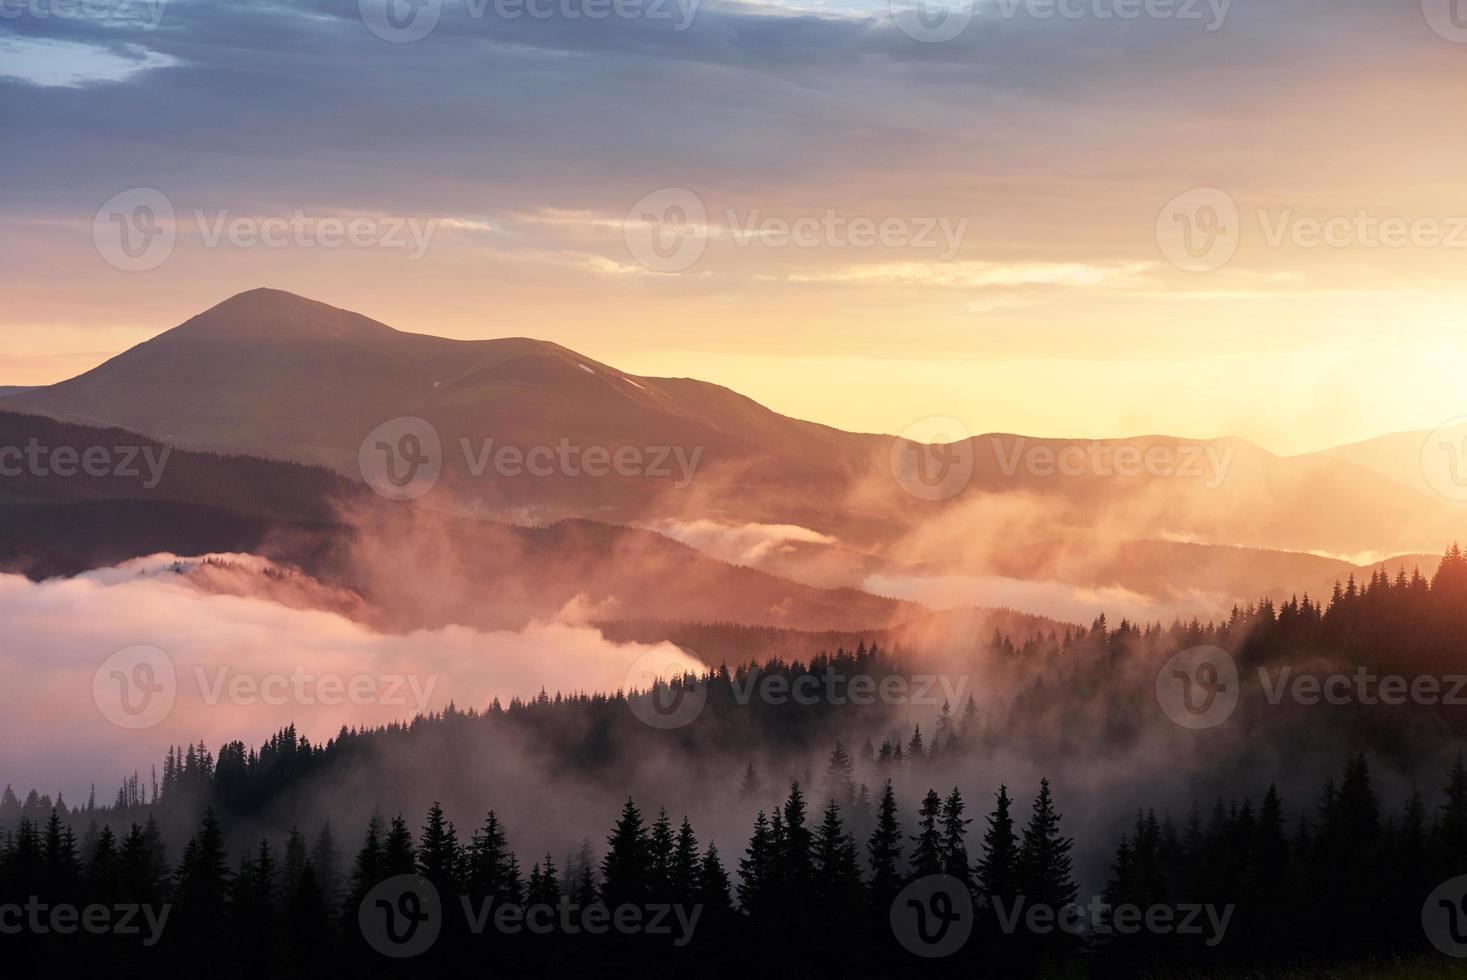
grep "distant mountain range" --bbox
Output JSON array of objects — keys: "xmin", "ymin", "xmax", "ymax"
[{"xmin": 4, "ymin": 288, "xmax": 1462, "ymax": 623}]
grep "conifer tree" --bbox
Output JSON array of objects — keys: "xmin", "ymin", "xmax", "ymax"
[
  {"xmin": 699, "ymin": 841, "xmax": 734, "ymax": 916},
  {"xmin": 671, "ymin": 817, "xmax": 700, "ymax": 903},
  {"xmin": 347, "ymin": 813, "xmax": 384, "ymax": 914},
  {"xmin": 1018, "ymin": 779, "xmax": 1076, "ymax": 907},
  {"xmin": 648, "ymin": 808, "xmax": 675, "ymax": 900},
  {"xmin": 814, "ymin": 798, "xmax": 864, "ymax": 918},
  {"xmin": 738, "ymin": 810, "xmax": 775, "ymax": 917},
  {"xmin": 940, "ymin": 787, "xmax": 972, "ymax": 885},
  {"xmin": 867, "ymin": 781, "xmax": 904, "ymax": 909},
  {"xmin": 468, "ymin": 810, "xmax": 512, "ymax": 899},
  {"xmin": 977, "ymin": 785, "xmax": 1019, "ymax": 906},
  {"xmin": 383, "ymin": 814, "xmax": 416, "ymax": 877},
  {"xmin": 601, "ymin": 798, "xmax": 651, "ymax": 907},
  {"xmin": 311, "ymin": 822, "xmax": 344, "ymax": 913},
  {"xmin": 418, "ymin": 802, "xmax": 461, "ymax": 892},
  {"xmin": 910, "ymin": 789, "xmax": 944, "ymax": 878}
]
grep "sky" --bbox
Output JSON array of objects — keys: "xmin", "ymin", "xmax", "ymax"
[{"xmin": 3, "ymin": 0, "xmax": 1466, "ymax": 455}]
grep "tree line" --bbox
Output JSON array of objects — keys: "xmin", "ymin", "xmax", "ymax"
[{"xmin": 5, "ymin": 750, "xmax": 1466, "ymax": 975}]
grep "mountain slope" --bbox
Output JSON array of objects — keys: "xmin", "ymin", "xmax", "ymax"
[
  {"xmin": 10, "ymin": 289, "xmax": 1466, "ymax": 567},
  {"xmin": 0, "ymin": 411, "xmax": 927, "ymax": 631}
]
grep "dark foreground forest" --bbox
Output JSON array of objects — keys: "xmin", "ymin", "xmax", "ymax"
[
  {"xmin": 9, "ymin": 548, "xmax": 1467, "ymax": 976},
  {"xmin": 5, "ymin": 754, "xmax": 1467, "ymax": 976}
]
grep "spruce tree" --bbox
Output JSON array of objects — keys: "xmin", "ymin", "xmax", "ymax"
[
  {"xmin": 648, "ymin": 808, "xmax": 675, "ymax": 901},
  {"xmin": 814, "ymin": 798, "xmax": 864, "ymax": 919},
  {"xmin": 977, "ymin": 785, "xmax": 1019, "ymax": 906},
  {"xmin": 867, "ymin": 781, "xmax": 904, "ymax": 910},
  {"xmin": 1018, "ymin": 779, "xmax": 1076, "ymax": 908},
  {"xmin": 940, "ymin": 787, "xmax": 973, "ymax": 885},
  {"xmin": 910, "ymin": 789, "xmax": 944, "ymax": 878},
  {"xmin": 468, "ymin": 810, "xmax": 511, "ymax": 899},
  {"xmin": 379, "ymin": 815, "xmax": 414, "ymax": 877},
  {"xmin": 671, "ymin": 817, "xmax": 700, "ymax": 903},
  {"xmin": 347, "ymin": 813, "xmax": 384, "ymax": 914},
  {"xmin": 737, "ymin": 810, "xmax": 775, "ymax": 918},
  {"xmin": 418, "ymin": 802, "xmax": 461, "ymax": 893},
  {"xmin": 601, "ymin": 798, "xmax": 651, "ymax": 907}
]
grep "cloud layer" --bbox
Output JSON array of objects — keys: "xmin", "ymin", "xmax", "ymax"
[{"xmin": 0, "ymin": 554, "xmax": 703, "ymax": 801}]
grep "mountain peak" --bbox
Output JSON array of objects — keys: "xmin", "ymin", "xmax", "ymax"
[{"xmin": 173, "ymin": 288, "xmax": 397, "ymax": 343}]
